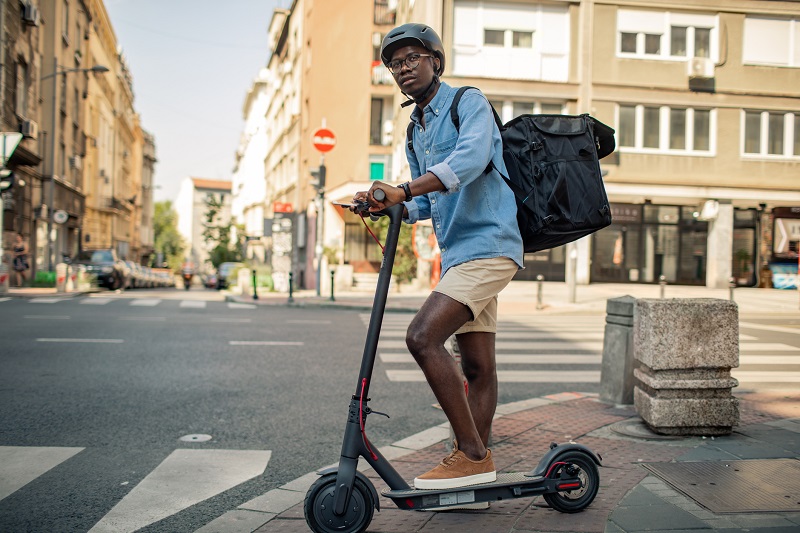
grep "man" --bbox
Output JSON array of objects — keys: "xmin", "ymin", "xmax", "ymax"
[{"xmin": 352, "ymin": 23, "xmax": 523, "ymax": 492}]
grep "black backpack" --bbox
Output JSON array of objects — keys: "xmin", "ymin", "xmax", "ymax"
[{"xmin": 407, "ymin": 86, "xmax": 615, "ymax": 253}]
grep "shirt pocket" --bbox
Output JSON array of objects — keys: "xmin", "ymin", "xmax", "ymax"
[{"xmin": 432, "ymin": 135, "xmax": 457, "ymax": 156}]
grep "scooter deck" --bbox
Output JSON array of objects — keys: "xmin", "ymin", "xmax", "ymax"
[{"xmin": 382, "ymin": 472, "xmax": 542, "ymax": 498}]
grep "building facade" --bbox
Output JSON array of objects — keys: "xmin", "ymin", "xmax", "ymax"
[
  {"xmin": 0, "ymin": 0, "xmax": 44, "ymax": 271},
  {"xmin": 234, "ymin": 0, "xmax": 800, "ymax": 290},
  {"xmin": 174, "ymin": 177, "xmax": 233, "ymax": 270}
]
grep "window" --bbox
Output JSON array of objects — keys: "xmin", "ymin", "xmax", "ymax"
[
  {"xmin": 484, "ymin": 29, "xmax": 504, "ymax": 46},
  {"xmin": 743, "ymin": 111, "xmax": 800, "ymax": 158},
  {"xmin": 370, "ymin": 162, "xmax": 384, "ymax": 180},
  {"xmin": 512, "ymin": 31, "xmax": 533, "ymax": 48},
  {"xmin": 670, "ymin": 26, "xmax": 687, "ymax": 56},
  {"xmin": 619, "ymin": 105, "xmax": 715, "ymax": 154},
  {"xmin": 507, "ymin": 100, "xmax": 565, "ymax": 121},
  {"xmin": 743, "ymin": 17, "xmax": 800, "ymax": 67},
  {"xmin": 619, "ymin": 105, "xmax": 636, "ymax": 148},
  {"xmin": 617, "ymin": 9, "xmax": 717, "ymax": 60},
  {"xmin": 369, "ymin": 98, "xmax": 383, "ymax": 145},
  {"xmin": 62, "ymin": 0, "xmax": 70, "ymax": 42},
  {"xmin": 484, "ymin": 29, "xmax": 533, "ymax": 48},
  {"xmin": 15, "ymin": 61, "xmax": 28, "ymax": 117},
  {"xmin": 643, "ymin": 107, "xmax": 660, "ymax": 148}
]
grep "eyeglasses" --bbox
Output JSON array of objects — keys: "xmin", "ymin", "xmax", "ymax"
[{"xmin": 387, "ymin": 53, "xmax": 434, "ymax": 75}]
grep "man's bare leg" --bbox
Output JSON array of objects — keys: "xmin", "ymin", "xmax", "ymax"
[
  {"xmin": 406, "ymin": 292, "xmax": 487, "ymax": 461},
  {"xmin": 456, "ymin": 332, "xmax": 497, "ymax": 447}
]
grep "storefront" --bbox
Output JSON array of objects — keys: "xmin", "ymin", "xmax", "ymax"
[
  {"xmin": 769, "ymin": 207, "xmax": 800, "ymax": 289},
  {"xmin": 590, "ymin": 203, "xmax": 759, "ymax": 286}
]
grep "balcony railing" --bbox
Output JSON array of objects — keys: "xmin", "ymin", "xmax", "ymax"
[
  {"xmin": 374, "ymin": 0, "xmax": 396, "ymax": 25},
  {"xmin": 371, "ymin": 61, "xmax": 393, "ymax": 85}
]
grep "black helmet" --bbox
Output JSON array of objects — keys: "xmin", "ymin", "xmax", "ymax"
[{"xmin": 380, "ymin": 23, "xmax": 445, "ymax": 76}]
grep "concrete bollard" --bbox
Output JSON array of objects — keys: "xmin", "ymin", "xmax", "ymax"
[
  {"xmin": 633, "ymin": 298, "xmax": 740, "ymax": 436},
  {"xmin": 56, "ymin": 263, "xmax": 68, "ymax": 293},
  {"xmin": 600, "ymin": 296, "xmax": 636, "ymax": 405},
  {"xmin": 536, "ymin": 274, "xmax": 544, "ymax": 310}
]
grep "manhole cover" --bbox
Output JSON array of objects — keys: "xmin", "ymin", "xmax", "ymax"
[
  {"xmin": 609, "ymin": 419, "xmax": 684, "ymax": 441},
  {"xmin": 179, "ymin": 434, "xmax": 212, "ymax": 442},
  {"xmin": 645, "ymin": 459, "xmax": 800, "ymax": 513}
]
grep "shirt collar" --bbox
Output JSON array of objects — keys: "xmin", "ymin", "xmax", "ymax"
[{"xmin": 410, "ymin": 81, "xmax": 452, "ymax": 124}]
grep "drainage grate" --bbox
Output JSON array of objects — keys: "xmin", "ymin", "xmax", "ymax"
[{"xmin": 644, "ymin": 459, "xmax": 800, "ymax": 513}]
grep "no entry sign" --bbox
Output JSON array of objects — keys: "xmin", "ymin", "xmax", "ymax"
[{"xmin": 312, "ymin": 128, "xmax": 336, "ymax": 153}]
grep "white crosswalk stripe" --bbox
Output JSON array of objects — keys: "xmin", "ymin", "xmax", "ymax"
[
  {"xmin": 0, "ymin": 446, "xmax": 271, "ymax": 532},
  {"xmin": 80, "ymin": 298, "xmax": 113, "ymax": 305},
  {"xmin": 179, "ymin": 300, "xmax": 207, "ymax": 308},
  {"xmin": 129, "ymin": 299, "xmax": 161, "ymax": 306},
  {"xmin": 362, "ymin": 314, "xmax": 800, "ymax": 389}
]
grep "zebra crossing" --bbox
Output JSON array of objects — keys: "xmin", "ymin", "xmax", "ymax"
[
  {"xmin": 14, "ymin": 296, "xmax": 257, "ymax": 310},
  {"xmin": 365, "ymin": 314, "xmax": 800, "ymax": 390},
  {"xmin": 0, "ymin": 445, "xmax": 272, "ymax": 532}
]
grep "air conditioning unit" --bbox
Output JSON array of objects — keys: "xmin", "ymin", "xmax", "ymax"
[
  {"xmin": 22, "ymin": 3, "xmax": 40, "ymax": 26},
  {"xmin": 688, "ymin": 57, "xmax": 714, "ymax": 79},
  {"xmin": 19, "ymin": 119, "xmax": 38, "ymax": 139},
  {"xmin": 70, "ymin": 156, "xmax": 82, "ymax": 170}
]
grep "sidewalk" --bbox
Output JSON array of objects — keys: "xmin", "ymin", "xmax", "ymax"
[
  {"xmin": 230, "ymin": 280, "xmax": 800, "ymax": 316},
  {"xmin": 199, "ymin": 390, "xmax": 799, "ymax": 533}
]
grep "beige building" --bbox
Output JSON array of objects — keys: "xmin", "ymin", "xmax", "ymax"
[
  {"xmin": 248, "ymin": 0, "xmax": 800, "ymax": 291},
  {"xmin": 174, "ymin": 177, "xmax": 233, "ymax": 270},
  {"xmin": 82, "ymin": 0, "xmax": 149, "ymax": 263}
]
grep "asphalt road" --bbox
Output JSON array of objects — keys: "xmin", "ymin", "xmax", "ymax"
[{"xmin": 1, "ymin": 288, "xmax": 797, "ymax": 532}]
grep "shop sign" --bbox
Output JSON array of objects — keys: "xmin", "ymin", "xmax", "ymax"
[
  {"xmin": 773, "ymin": 218, "xmax": 800, "ymax": 255},
  {"xmin": 611, "ymin": 203, "xmax": 641, "ymax": 223},
  {"xmin": 772, "ymin": 206, "xmax": 800, "ymax": 219}
]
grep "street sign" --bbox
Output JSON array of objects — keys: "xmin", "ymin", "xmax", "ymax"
[
  {"xmin": 0, "ymin": 132, "xmax": 23, "ymax": 166},
  {"xmin": 312, "ymin": 128, "xmax": 336, "ymax": 153},
  {"xmin": 53, "ymin": 210, "xmax": 69, "ymax": 224}
]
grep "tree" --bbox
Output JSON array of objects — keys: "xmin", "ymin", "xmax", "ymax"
[
  {"xmin": 202, "ymin": 194, "xmax": 243, "ymax": 268},
  {"xmin": 153, "ymin": 201, "xmax": 185, "ymax": 271},
  {"xmin": 366, "ymin": 216, "xmax": 417, "ymax": 285}
]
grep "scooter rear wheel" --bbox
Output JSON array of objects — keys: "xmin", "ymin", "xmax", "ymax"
[
  {"xmin": 543, "ymin": 451, "xmax": 599, "ymax": 513},
  {"xmin": 304, "ymin": 473, "xmax": 375, "ymax": 533}
]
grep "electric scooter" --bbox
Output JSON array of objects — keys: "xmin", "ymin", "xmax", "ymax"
[{"xmin": 304, "ymin": 190, "xmax": 602, "ymax": 533}]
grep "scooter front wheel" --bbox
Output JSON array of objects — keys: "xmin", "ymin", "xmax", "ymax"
[
  {"xmin": 543, "ymin": 450, "xmax": 599, "ymax": 513},
  {"xmin": 304, "ymin": 473, "xmax": 375, "ymax": 533}
]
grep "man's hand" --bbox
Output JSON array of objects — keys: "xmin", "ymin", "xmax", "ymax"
[{"xmin": 352, "ymin": 182, "xmax": 405, "ymax": 213}]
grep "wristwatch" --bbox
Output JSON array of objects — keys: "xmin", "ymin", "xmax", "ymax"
[{"xmin": 398, "ymin": 182, "xmax": 412, "ymax": 202}]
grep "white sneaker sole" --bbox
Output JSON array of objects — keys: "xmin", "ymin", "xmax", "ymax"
[{"xmin": 413, "ymin": 471, "xmax": 497, "ymax": 490}]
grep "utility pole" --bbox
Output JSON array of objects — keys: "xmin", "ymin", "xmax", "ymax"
[{"xmin": 312, "ymin": 159, "xmax": 327, "ymax": 297}]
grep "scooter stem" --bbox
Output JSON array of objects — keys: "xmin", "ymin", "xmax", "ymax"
[{"xmin": 355, "ymin": 203, "xmax": 404, "ymax": 399}]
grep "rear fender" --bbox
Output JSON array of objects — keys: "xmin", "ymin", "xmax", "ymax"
[{"xmin": 530, "ymin": 443, "xmax": 602, "ymax": 478}]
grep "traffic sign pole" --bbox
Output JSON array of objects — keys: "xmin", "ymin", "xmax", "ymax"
[
  {"xmin": 312, "ymin": 127, "xmax": 335, "ymax": 296},
  {"xmin": 0, "ymin": 133, "xmax": 22, "ymax": 274}
]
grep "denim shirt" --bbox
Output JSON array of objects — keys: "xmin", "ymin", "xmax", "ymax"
[{"xmin": 404, "ymin": 82, "xmax": 523, "ymax": 275}]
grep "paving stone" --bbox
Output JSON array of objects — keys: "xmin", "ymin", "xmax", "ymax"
[
  {"xmin": 419, "ymin": 510, "xmax": 518, "ymax": 532},
  {"xmin": 736, "ymin": 426, "xmax": 800, "ymax": 455},
  {"xmin": 701, "ymin": 435, "xmax": 795, "ymax": 459},
  {"xmin": 605, "ymin": 522, "xmax": 626, "ymax": 533},
  {"xmin": 195, "ymin": 510, "xmax": 275, "ymax": 533},
  {"xmin": 675, "ymin": 445, "xmax": 741, "ymax": 462},
  {"xmin": 727, "ymin": 514, "xmax": 799, "ymax": 528},
  {"xmin": 514, "ymin": 506, "xmax": 608, "ymax": 532},
  {"xmin": 616, "ymin": 485, "xmax": 667, "ymax": 507},
  {"xmin": 252, "ymin": 517, "xmax": 309, "ymax": 532},
  {"xmin": 609, "ymin": 501, "xmax": 708, "ymax": 531}
]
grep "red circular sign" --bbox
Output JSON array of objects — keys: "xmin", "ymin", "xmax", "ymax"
[{"xmin": 312, "ymin": 128, "xmax": 336, "ymax": 153}]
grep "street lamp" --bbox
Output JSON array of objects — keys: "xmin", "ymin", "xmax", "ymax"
[{"xmin": 41, "ymin": 59, "xmax": 109, "ymax": 271}]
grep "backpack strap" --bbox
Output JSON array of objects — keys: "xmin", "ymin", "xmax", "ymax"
[{"xmin": 406, "ymin": 121, "xmax": 416, "ymax": 153}]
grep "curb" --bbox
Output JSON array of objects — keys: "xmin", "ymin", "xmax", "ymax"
[
  {"xmin": 223, "ymin": 294, "xmax": 421, "ymax": 314},
  {"xmin": 195, "ymin": 392, "xmax": 593, "ymax": 533}
]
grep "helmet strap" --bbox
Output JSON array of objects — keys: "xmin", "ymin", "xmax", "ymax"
[{"xmin": 404, "ymin": 75, "xmax": 440, "ymax": 108}]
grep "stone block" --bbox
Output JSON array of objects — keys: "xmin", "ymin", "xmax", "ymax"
[
  {"xmin": 633, "ymin": 298, "xmax": 740, "ymax": 436},
  {"xmin": 634, "ymin": 298, "xmax": 739, "ymax": 370}
]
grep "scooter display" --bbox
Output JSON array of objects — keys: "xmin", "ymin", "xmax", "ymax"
[{"xmin": 304, "ymin": 189, "xmax": 601, "ymax": 533}]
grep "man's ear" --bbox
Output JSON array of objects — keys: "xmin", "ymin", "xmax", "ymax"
[{"xmin": 434, "ymin": 58, "xmax": 441, "ymax": 73}]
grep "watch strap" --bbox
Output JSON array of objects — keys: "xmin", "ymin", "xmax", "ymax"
[{"xmin": 398, "ymin": 182, "xmax": 412, "ymax": 202}]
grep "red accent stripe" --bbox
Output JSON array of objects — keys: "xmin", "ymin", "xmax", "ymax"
[{"xmin": 557, "ymin": 482, "xmax": 581, "ymax": 490}]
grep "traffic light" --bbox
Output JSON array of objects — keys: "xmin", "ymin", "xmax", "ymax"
[
  {"xmin": 310, "ymin": 164, "xmax": 326, "ymax": 189},
  {"xmin": 0, "ymin": 169, "xmax": 14, "ymax": 191}
]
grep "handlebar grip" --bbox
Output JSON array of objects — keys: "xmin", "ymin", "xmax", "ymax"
[{"xmin": 373, "ymin": 188, "xmax": 386, "ymax": 202}]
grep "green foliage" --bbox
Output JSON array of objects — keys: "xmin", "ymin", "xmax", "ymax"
[
  {"xmin": 202, "ymin": 195, "xmax": 243, "ymax": 268},
  {"xmin": 366, "ymin": 217, "xmax": 417, "ymax": 284},
  {"xmin": 153, "ymin": 201, "xmax": 186, "ymax": 272}
]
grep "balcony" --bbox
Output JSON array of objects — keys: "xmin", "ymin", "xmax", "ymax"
[
  {"xmin": 371, "ymin": 61, "xmax": 393, "ymax": 85},
  {"xmin": 374, "ymin": 0, "xmax": 396, "ymax": 25}
]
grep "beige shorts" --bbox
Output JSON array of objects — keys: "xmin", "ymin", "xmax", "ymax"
[{"xmin": 433, "ymin": 257, "xmax": 519, "ymax": 334}]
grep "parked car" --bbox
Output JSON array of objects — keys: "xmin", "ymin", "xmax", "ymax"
[
  {"xmin": 72, "ymin": 249, "xmax": 127, "ymax": 290},
  {"xmin": 216, "ymin": 262, "xmax": 244, "ymax": 290},
  {"xmin": 204, "ymin": 271, "xmax": 218, "ymax": 289},
  {"xmin": 124, "ymin": 261, "xmax": 141, "ymax": 289}
]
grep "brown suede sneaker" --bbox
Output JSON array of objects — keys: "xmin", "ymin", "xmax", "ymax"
[{"xmin": 414, "ymin": 444, "xmax": 496, "ymax": 490}]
